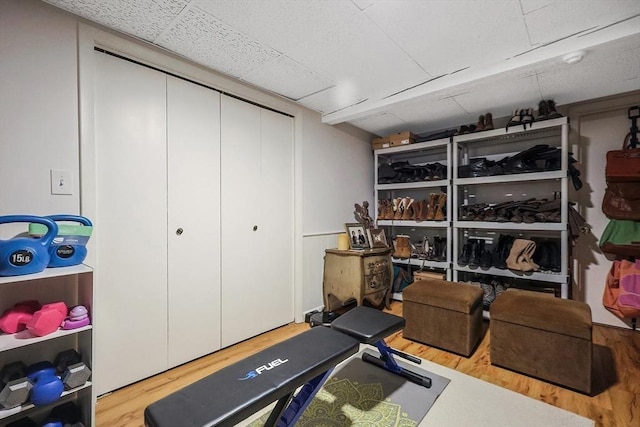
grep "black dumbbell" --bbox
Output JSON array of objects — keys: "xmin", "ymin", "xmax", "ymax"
[
  {"xmin": 6, "ymin": 416, "xmax": 38, "ymax": 427},
  {"xmin": 0, "ymin": 361, "xmax": 33, "ymax": 409},
  {"xmin": 53, "ymin": 349, "xmax": 92, "ymax": 390},
  {"xmin": 45, "ymin": 401, "xmax": 86, "ymax": 427}
]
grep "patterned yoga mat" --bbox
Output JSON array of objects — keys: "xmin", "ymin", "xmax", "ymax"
[{"xmin": 247, "ymin": 348, "xmax": 450, "ymax": 426}]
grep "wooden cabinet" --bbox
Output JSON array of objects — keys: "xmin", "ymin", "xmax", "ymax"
[{"xmin": 322, "ymin": 248, "xmax": 393, "ymax": 312}]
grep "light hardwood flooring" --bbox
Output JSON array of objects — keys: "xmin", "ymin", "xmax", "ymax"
[{"xmin": 96, "ymin": 302, "xmax": 639, "ymax": 427}]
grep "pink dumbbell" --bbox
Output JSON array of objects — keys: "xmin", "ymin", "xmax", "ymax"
[
  {"xmin": 0, "ymin": 300, "xmax": 41, "ymax": 334},
  {"xmin": 26, "ymin": 302, "xmax": 68, "ymax": 337}
]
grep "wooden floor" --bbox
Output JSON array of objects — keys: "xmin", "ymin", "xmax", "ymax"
[{"xmin": 95, "ymin": 302, "xmax": 640, "ymax": 427}]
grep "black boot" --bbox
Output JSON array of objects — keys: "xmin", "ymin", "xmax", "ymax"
[
  {"xmin": 458, "ymin": 240, "xmax": 473, "ymax": 266},
  {"xmin": 468, "ymin": 239, "xmax": 484, "ymax": 267}
]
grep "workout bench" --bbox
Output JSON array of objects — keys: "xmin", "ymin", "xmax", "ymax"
[{"xmin": 144, "ymin": 306, "xmax": 431, "ymax": 427}]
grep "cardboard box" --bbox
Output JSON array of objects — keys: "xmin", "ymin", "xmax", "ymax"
[
  {"xmin": 389, "ymin": 131, "xmax": 416, "ymax": 147},
  {"xmin": 372, "ymin": 136, "xmax": 390, "ymax": 150}
]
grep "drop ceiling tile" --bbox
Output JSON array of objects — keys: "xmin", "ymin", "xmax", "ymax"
[
  {"xmin": 535, "ymin": 35, "xmax": 640, "ymax": 103},
  {"xmin": 155, "ymin": 7, "xmax": 281, "ymax": 78},
  {"xmin": 386, "ymin": 95, "xmax": 469, "ymax": 132},
  {"xmin": 193, "ymin": 0, "xmax": 360, "ymax": 56},
  {"xmin": 240, "ymin": 56, "xmax": 333, "ymax": 101},
  {"xmin": 287, "ymin": 11, "xmax": 428, "ymax": 102},
  {"xmin": 348, "ymin": 112, "xmax": 408, "ymax": 136},
  {"xmin": 297, "ymin": 86, "xmax": 366, "ymax": 115},
  {"xmin": 363, "ymin": 0, "xmax": 532, "ymax": 77},
  {"xmin": 43, "ymin": 0, "xmax": 189, "ymax": 41},
  {"xmin": 524, "ymin": 0, "xmax": 640, "ymax": 46},
  {"xmin": 451, "ymin": 70, "xmax": 542, "ymax": 117}
]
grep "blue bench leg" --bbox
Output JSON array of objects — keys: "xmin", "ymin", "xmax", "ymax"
[
  {"xmin": 272, "ymin": 368, "xmax": 334, "ymax": 427},
  {"xmin": 362, "ymin": 340, "xmax": 432, "ymax": 388}
]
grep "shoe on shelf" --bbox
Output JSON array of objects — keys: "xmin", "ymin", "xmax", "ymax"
[
  {"xmin": 521, "ymin": 108, "xmax": 535, "ymax": 124},
  {"xmin": 536, "ymin": 100, "xmax": 550, "ymax": 121},
  {"xmin": 547, "ymin": 99, "xmax": 563, "ymax": 119},
  {"xmin": 506, "ymin": 109, "xmax": 522, "ymax": 130},
  {"xmin": 484, "ymin": 113, "xmax": 494, "ymax": 130},
  {"xmin": 475, "ymin": 115, "xmax": 486, "ymax": 132}
]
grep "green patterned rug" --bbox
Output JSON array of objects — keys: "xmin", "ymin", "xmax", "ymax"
[{"xmin": 247, "ymin": 349, "xmax": 450, "ymax": 426}]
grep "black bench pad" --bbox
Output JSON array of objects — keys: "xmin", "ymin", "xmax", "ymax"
[
  {"xmin": 144, "ymin": 326, "xmax": 359, "ymax": 427},
  {"xmin": 331, "ymin": 306, "xmax": 405, "ymax": 344}
]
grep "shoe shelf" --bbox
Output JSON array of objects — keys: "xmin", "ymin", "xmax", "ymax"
[
  {"xmin": 453, "ymin": 169, "xmax": 565, "ymax": 186},
  {"xmin": 392, "ymin": 257, "xmax": 448, "ymax": 270},
  {"xmin": 453, "ymin": 221, "xmax": 566, "ymax": 231},
  {"xmin": 453, "ymin": 116, "xmax": 567, "ymax": 143},
  {"xmin": 375, "ymin": 136, "xmax": 452, "ymax": 281},
  {"xmin": 378, "ymin": 219, "xmax": 450, "ymax": 228},
  {"xmin": 376, "ymin": 178, "xmax": 448, "ymax": 191},
  {"xmin": 453, "ymin": 265, "xmax": 568, "ymax": 284},
  {"xmin": 375, "ymin": 136, "xmax": 450, "ymax": 156},
  {"xmin": 452, "ymin": 117, "xmax": 571, "ymax": 302}
]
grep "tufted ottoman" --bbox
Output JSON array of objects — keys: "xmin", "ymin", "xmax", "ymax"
[
  {"xmin": 402, "ymin": 279, "xmax": 484, "ymax": 356},
  {"xmin": 490, "ymin": 289, "xmax": 593, "ymax": 394}
]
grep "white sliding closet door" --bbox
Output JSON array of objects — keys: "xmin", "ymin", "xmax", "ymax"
[
  {"xmin": 167, "ymin": 76, "xmax": 221, "ymax": 367},
  {"xmin": 220, "ymin": 95, "xmax": 294, "ymax": 347},
  {"xmin": 93, "ymin": 52, "xmax": 168, "ymax": 395},
  {"xmin": 92, "ymin": 53, "xmax": 223, "ymax": 394}
]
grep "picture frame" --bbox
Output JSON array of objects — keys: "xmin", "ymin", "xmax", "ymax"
[
  {"xmin": 345, "ymin": 223, "xmax": 369, "ymax": 250},
  {"xmin": 367, "ymin": 228, "xmax": 388, "ymax": 248}
]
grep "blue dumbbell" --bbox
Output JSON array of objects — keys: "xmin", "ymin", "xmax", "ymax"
[{"xmin": 25, "ymin": 361, "xmax": 64, "ymax": 406}]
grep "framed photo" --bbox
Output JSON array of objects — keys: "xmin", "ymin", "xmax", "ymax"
[
  {"xmin": 367, "ymin": 228, "xmax": 388, "ymax": 248},
  {"xmin": 345, "ymin": 223, "xmax": 369, "ymax": 250}
]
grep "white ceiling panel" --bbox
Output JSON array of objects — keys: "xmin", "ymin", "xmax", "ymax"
[
  {"xmin": 385, "ymin": 96, "xmax": 469, "ymax": 134},
  {"xmin": 535, "ymin": 35, "xmax": 640, "ymax": 102},
  {"xmin": 348, "ymin": 111, "xmax": 408, "ymax": 136},
  {"xmin": 41, "ymin": 0, "xmax": 640, "ymax": 137},
  {"xmin": 155, "ymin": 6, "xmax": 281, "ymax": 78},
  {"xmin": 193, "ymin": 0, "xmax": 360, "ymax": 57},
  {"xmin": 240, "ymin": 55, "xmax": 333, "ymax": 101},
  {"xmin": 451, "ymin": 70, "xmax": 542, "ymax": 119},
  {"xmin": 524, "ymin": 0, "xmax": 640, "ymax": 45},
  {"xmin": 363, "ymin": 0, "xmax": 532, "ymax": 77},
  {"xmin": 297, "ymin": 86, "xmax": 366, "ymax": 115},
  {"xmin": 286, "ymin": 11, "xmax": 428, "ymax": 101},
  {"xmin": 43, "ymin": 0, "xmax": 189, "ymax": 42}
]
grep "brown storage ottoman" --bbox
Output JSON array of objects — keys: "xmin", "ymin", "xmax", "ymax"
[
  {"xmin": 403, "ymin": 279, "xmax": 484, "ymax": 356},
  {"xmin": 490, "ymin": 289, "xmax": 593, "ymax": 394}
]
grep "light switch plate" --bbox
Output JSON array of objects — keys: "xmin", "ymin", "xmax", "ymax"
[{"xmin": 51, "ymin": 169, "xmax": 73, "ymax": 195}]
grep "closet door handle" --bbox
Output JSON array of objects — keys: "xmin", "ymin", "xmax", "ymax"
[
  {"xmin": 176, "ymin": 228, "xmax": 184, "ymax": 235},
  {"xmin": 253, "ymin": 225, "xmax": 258, "ymax": 231}
]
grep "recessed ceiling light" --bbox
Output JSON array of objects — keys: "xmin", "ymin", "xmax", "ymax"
[{"xmin": 562, "ymin": 51, "xmax": 587, "ymax": 65}]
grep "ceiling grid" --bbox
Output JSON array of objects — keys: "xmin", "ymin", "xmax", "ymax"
[{"xmin": 43, "ymin": 0, "xmax": 640, "ymax": 136}]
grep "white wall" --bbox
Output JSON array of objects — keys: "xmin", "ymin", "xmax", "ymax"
[
  {"xmin": 300, "ymin": 109, "xmax": 374, "ymax": 313},
  {"xmin": 0, "ymin": 0, "xmax": 373, "ymax": 321},
  {"xmin": 568, "ymin": 91, "xmax": 640, "ymax": 329},
  {"xmin": 0, "ymin": 0, "xmax": 79, "ymax": 236}
]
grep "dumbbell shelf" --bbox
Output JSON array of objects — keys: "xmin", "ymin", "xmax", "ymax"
[
  {"xmin": 0, "ymin": 381, "xmax": 92, "ymax": 420},
  {"xmin": 0, "ymin": 325, "xmax": 92, "ymax": 352},
  {"xmin": 0, "ymin": 264, "xmax": 92, "ymax": 285},
  {"xmin": 0, "ymin": 264, "xmax": 95, "ymax": 425}
]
